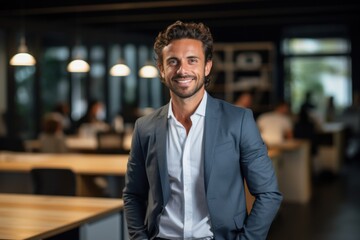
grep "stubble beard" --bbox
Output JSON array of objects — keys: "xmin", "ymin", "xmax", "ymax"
[{"xmin": 168, "ymin": 76, "xmax": 205, "ymax": 99}]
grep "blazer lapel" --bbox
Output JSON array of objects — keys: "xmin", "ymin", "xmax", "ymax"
[
  {"xmin": 203, "ymin": 95, "xmax": 221, "ymax": 191},
  {"xmin": 154, "ymin": 105, "xmax": 171, "ymax": 204}
]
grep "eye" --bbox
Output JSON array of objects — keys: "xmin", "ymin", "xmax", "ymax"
[
  {"xmin": 188, "ymin": 57, "xmax": 198, "ymax": 64},
  {"xmin": 167, "ymin": 59, "xmax": 178, "ymax": 66}
]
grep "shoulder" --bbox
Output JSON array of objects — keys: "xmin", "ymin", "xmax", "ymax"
[
  {"xmin": 207, "ymin": 95, "xmax": 254, "ymax": 121},
  {"xmin": 134, "ymin": 104, "xmax": 168, "ymax": 129}
]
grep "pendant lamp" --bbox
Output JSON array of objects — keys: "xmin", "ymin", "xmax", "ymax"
[
  {"xmin": 67, "ymin": 41, "xmax": 90, "ymax": 73},
  {"xmin": 139, "ymin": 61, "xmax": 158, "ymax": 78},
  {"xmin": 67, "ymin": 59, "xmax": 90, "ymax": 73},
  {"xmin": 10, "ymin": 36, "xmax": 36, "ymax": 66},
  {"xmin": 110, "ymin": 60, "xmax": 131, "ymax": 77}
]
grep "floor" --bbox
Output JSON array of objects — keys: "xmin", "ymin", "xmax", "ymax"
[{"xmin": 267, "ymin": 159, "xmax": 360, "ymax": 240}]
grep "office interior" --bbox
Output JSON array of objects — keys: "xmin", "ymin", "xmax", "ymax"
[{"xmin": 1, "ymin": 1, "xmax": 360, "ymax": 239}]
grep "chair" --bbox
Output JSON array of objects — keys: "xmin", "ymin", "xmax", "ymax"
[
  {"xmin": 30, "ymin": 168, "xmax": 80, "ymax": 239},
  {"xmin": 0, "ymin": 137, "xmax": 25, "ymax": 151},
  {"xmin": 30, "ymin": 168, "xmax": 77, "ymax": 196}
]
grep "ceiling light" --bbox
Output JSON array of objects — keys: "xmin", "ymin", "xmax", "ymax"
[
  {"xmin": 10, "ymin": 36, "xmax": 36, "ymax": 66},
  {"xmin": 67, "ymin": 59, "xmax": 90, "ymax": 73},
  {"xmin": 139, "ymin": 62, "xmax": 158, "ymax": 78},
  {"xmin": 110, "ymin": 61, "xmax": 131, "ymax": 76}
]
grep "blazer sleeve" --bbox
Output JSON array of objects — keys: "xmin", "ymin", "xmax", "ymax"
[{"xmin": 239, "ymin": 109, "xmax": 283, "ymax": 240}]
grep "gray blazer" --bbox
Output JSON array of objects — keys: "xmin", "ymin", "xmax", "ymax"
[{"xmin": 123, "ymin": 94, "xmax": 282, "ymax": 240}]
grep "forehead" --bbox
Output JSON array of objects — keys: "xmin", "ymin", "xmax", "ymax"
[{"xmin": 162, "ymin": 39, "xmax": 204, "ymax": 57}]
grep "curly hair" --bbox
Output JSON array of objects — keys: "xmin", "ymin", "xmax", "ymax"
[{"xmin": 154, "ymin": 20, "xmax": 213, "ymax": 87}]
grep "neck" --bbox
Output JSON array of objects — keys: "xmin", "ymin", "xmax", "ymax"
[{"xmin": 170, "ymin": 89, "xmax": 205, "ymax": 133}]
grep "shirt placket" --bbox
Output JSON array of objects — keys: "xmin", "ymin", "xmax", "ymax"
[{"xmin": 182, "ymin": 127, "xmax": 192, "ymax": 238}]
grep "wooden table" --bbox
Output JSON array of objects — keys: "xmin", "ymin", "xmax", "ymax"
[
  {"xmin": 25, "ymin": 137, "xmax": 98, "ymax": 152},
  {"xmin": 268, "ymin": 140, "xmax": 312, "ymax": 204},
  {"xmin": 0, "ymin": 152, "xmax": 128, "ymax": 196},
  {"xmin": 0, "ymin": 193, "xmax": 124, "ymax": 240},
  {"xmin": 0, "ymin": 151, "xmax": 128, "ymax": 175},
  {"xmin": 24, "ymin": 134, "xmax": 132, "ymax": 153}
]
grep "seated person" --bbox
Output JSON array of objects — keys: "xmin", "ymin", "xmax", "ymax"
[
  {"xmin": 234, "ymin": 91, "xmax": 253, "ymax": 109},
  {"xmin": 39, "ymin": 113, "xmax": 67, "ymax": 153},
  {"xmin": 257, "ymin": 100, "xmax": 293, "ymax": 145},
  {"xmin": 53, "ymin": 102, "xmax": 75, "ymax": 135},
  {"xmin": 75, "ymin": 100, "xmax": 110, "ymax": 138},
  {"xmin": 294, "ymin": 106, "xmax": 318, "ymax": 156}
]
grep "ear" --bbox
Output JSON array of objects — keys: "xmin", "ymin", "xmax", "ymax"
[
  {"xmin": 205, "ymin": 60, "xmax": 212, "ymax": 76},
  {"xmin": 158, "ymin": 64, "xmax": 165, "ymax": 79}
]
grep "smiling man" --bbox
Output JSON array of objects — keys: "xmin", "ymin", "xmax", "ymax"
[{"xmin": 123, "ymin": 20, "xmax": 282, "ymax": 240}]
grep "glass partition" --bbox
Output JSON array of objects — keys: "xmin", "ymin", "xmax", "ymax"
[{"xmin": 283, "ymin": 38, "xmax": 352, "ymax": 122}]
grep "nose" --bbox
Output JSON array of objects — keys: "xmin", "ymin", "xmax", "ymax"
[{"xmin": 176, "ymin": 60, "xmax": 188, "ymax": 75}]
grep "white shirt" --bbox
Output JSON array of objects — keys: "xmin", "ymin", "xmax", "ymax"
[
  {"xmin": 158, "ymin": 92, "xmax": 213, "ymax": 240},
  {"xmin": 257, "ymin": 111, "xmax": 293, "ymax": 145}
]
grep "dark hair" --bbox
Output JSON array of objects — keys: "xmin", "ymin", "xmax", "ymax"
[
  {"xmin": 42, "ymin": 114, "xmax": 62, "ymax": 134},
  {"xmin": 154, "ymin": 20, "xmax": 214, "ymax": 87}
]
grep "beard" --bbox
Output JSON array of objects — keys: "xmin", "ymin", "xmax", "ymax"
[{"xmin": 167, "ymin": 74, "xmax": 205, "ymax": 99}]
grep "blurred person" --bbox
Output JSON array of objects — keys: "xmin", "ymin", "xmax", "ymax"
[
  {"xmin": 257, "ymin": 100, "xmax": 293, "ymax": 145},
  {"xmin": 294, "ymin": 106, "xmax": 318, "ymax": 156},
  {"xmin": 325, "ymin": 95, "xmax": 337, "ymax": 123},
  {"xmin": 38, "ymin": 113, "xmax": 67, "ymax": 153},
  {"xmin": 75, "ymin": 100, "xmax": 110, "ymax": 137},
  {"xmin": 234, "ymin": 91, "xmax": 253, "ymax": 109},
  {"xmin": 300, "ymin": 91, "xmax": 316, "ymax": 114},
  {"xmin": 234, "ymin": 91, "xmax": 262, "ymax": 119},
  {"xmin": 112, "ymin": 110, "xmax": 125, "ymax": 133},
  {"xmin": 53, "ymin": 102, "xmax": 75, "ymax": 134},
  {"xmin": 123, "ymin": 20, "xmax": 282, "ymax": 240}
]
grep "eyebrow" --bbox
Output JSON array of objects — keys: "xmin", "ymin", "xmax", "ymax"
[
  {"xmin": 187, "ymin": 55, "xmax": 199, "ymax": 59},
  {"xmin": 166, "ymin": 55, "xmax": 199, "ymax": 60}
]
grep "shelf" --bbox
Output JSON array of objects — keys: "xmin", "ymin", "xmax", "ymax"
[{"xmin": 209, "ymin": 42, "xmax": 276, "ymax": 110}]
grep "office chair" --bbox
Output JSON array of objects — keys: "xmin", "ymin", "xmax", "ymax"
[{"xmin": 30, "ymin": 168, "xmax": 77, "ymax": 196}]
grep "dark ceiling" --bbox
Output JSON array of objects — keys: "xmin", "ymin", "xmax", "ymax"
[{"xmin": 1, "ymin": 0, "xmax": 360, "ymax": 43}]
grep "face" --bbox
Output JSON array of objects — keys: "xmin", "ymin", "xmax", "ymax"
[{"xmin": 159, "ymin": 39, "xmax": 212, "ymax": 99}]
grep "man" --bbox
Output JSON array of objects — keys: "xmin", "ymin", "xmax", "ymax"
[
  {"xmin": 257, "ymin": 100, "xmax": 293, "ymax": 145},
  {"xmin": 123, "ymin": 20, "xmax": 282, "ymax": 240}
]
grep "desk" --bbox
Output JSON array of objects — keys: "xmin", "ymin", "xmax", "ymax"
[
  {"xmin": 24, "ymin": 137, "xmax": 98, "ymax": 152},
  {"xmin": 24, "ymin": 134, "xmax": 132, "ymax": 153},
  {"xmin": 316, "ymin": 122, "xmax": 345, "ymax": 174},
  {"xmin": 0, "ymin": 152, "xmax": 128, "ymax": 196},
  {"xmin": 268, "ymin": 140, "xmax": 311, "ymax": 204},
  {"xmin": 0, "ymin": 193, "xmax": 124, "ymax": 240}
]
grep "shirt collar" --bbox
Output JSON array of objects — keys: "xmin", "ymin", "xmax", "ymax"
[{"xmin": 167, "ymin": 91, "xmax": 208, "ymax": 119}]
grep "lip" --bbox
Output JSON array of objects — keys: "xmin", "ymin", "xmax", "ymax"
[{"xmin": 173, "ymin": 77, "xmax": 193, "ymax": 87}]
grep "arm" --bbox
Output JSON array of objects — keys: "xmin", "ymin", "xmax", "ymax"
[
  {"xmin": 239, "ymin": 109, "xmax": 283, "ymax": 240},
  {"xmin": 123, "ymin": 121, "xmax": 150, "ymax": 240}
]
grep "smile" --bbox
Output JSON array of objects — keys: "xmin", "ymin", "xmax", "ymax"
[{"xmin": 173, "ymin": 78, "xmax": 194, "ymax": 87}]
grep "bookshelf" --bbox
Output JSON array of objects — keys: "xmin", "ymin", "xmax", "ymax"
[{"xmin": 209, "ymin": 42, "xmax": 276, "ymax": 113}]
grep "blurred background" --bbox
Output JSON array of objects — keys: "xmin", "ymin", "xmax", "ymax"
[{"xmin": 0, "ymin": 1, "xmax": 360, "ymax": 239}]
